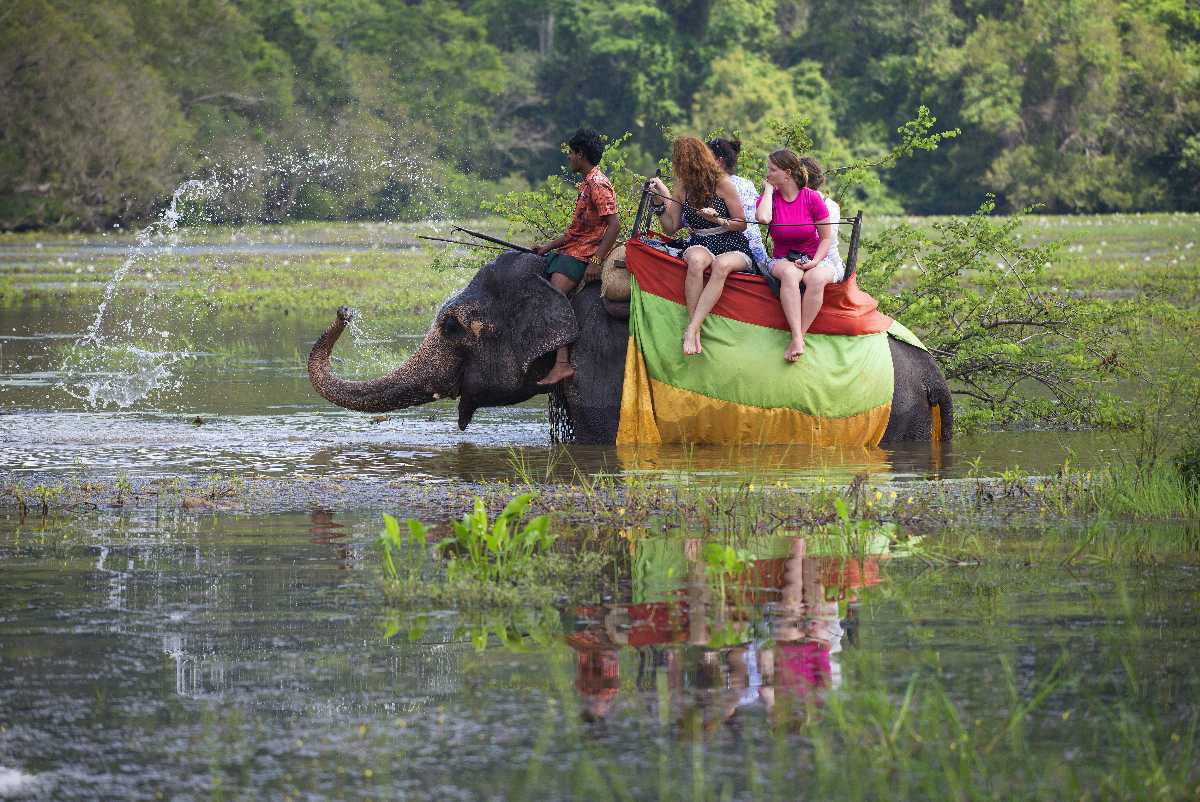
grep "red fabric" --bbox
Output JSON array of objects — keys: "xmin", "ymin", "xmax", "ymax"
[
  {"xmin": 626, "ymin": 237, "xmax": 893, "ymax": 336},
  {"xmin": 625, "ymin": 602, "xmax": 689, "ymax": 647}
]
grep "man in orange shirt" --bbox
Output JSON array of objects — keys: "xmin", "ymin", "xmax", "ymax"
[{"xmin": 532, "ymin": 129, "xmax": 621, "ymax": 384}]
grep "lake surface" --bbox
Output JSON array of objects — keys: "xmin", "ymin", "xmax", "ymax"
[
  {"xmin": 1, "ymin": 511, "xmax": 1197, "ymax": 800},
  {"xmin": 1, "ymin": 299, "xmax": 1125, "ymax": 486}
]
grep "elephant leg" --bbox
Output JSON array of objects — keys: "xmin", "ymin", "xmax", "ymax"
[{"xmin": 557, "ymin": 283, "xmax": 628, "ymax": 444}]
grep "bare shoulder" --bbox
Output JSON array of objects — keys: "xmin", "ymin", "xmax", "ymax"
[{"xmin": 716, "ymin": 175, "xmax": 741, "ymax": 200}]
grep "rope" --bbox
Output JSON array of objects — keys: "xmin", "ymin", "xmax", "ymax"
[
  {"xmin": 642, "ymin": 186, "xmax": 854, "ymax": 228},
  {"xmin": 417, "ymin": 235, "xmax": 507, "ymax": 251}
]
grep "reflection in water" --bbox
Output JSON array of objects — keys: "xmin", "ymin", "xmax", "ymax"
[
  {"xmin": 309, "ymin": 508, "xmax": 351, "ymax": 570},
  {"xmin": 3, "ymin": 511, "xmax": 1199, "ymax": 800},
  {"xmin": 566, "ymin": 537, "xmax": 883, "ymax": 732}
]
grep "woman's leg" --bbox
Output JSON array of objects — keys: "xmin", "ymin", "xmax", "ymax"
[
  {"xmin": 771, "ymin": 260, "xmax": 806, "ymax": 362},
  {"xmin": 684, "ymin": 252, "xmax": 751, "ymax": 355},
  {"xmin": 798, "ymin": 263, "xmax": 838, "ymax": 344},
  {"xmin": 682, "ymin": 246, "xmax": 714, "ymax": 320}
]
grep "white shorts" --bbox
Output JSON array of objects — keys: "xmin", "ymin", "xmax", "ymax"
[{"xmin": 767, "ymin": 251, "xmax": 846, "ymax": 283}]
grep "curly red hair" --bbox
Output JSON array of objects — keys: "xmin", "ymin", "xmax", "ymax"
[{"xmin": 671, "ymin": 136, "xmax": 723, "ymax": 203}]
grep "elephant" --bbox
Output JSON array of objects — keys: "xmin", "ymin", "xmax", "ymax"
[{"xmin": 308, "ymin": 250, "xmax": 953, "ymax": 445}]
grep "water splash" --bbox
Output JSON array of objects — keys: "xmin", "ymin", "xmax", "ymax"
[
  {"xmin": 60, "ymin": 180, "xmax": 220, "ymax": 409},
  {"xmin": 56, "ymin": 146, "xmax": 455, "ymax": 409},
  {"xmin": 0, "ymin": 767, "xmax": 38, "ymax": 797}
]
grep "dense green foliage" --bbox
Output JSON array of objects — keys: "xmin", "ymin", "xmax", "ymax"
[{"xmin": 2, "ymin": 0, "xmax": 1197, "ymax": 229}]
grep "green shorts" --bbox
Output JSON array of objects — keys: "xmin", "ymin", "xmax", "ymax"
[{"xmin": 544, "ymin": 252, "xmax": 588, "ymax": 283}]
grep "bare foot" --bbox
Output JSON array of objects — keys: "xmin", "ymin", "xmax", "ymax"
[
  {"xmin": 683, "ymin": 328, "xmax": 703, "ymax": 356},
  {"xmin": 784, "ymin": 336, "xmax": 805, "ymax": 362},
  {"xmin": 537, "ymin": 360, "xmax": 576, "ymax": 385}
]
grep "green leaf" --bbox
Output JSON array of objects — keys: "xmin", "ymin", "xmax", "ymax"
[
  {"xmin": 834, "ymin": 498, "xmax": 850, "ymax": 524},
  {"xmin": 499, "ymin": 492, "xmax": 532, "ymax": 522},
  {"xmin": 405, "ymin": 518, "xmax": 428, "ymax": 548}
]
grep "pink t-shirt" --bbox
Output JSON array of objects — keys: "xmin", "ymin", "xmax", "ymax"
[
  {"xmin": 777, "ymin": 640, "xmax": 832, "ymax": 694},
  {"xmin": 756, "ymin": 187, "xmax": 830, "ymax": 259}
]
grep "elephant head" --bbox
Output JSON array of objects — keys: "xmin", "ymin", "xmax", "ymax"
[{"xmin": 308, "ymin": 250, "xmax": 579, "ymax": 428}]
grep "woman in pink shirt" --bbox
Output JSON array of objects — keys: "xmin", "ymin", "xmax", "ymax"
[{"xmin": 756, "ymin": 149, "xmax": 845, "ymax": 361}]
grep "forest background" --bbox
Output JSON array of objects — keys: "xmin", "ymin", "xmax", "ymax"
[{"xmin": 2, "ymin": 0, "xmax": 1199, "ymax": 230}]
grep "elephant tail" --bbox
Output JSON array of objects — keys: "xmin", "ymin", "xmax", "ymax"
[{"xmin": 926, "ymin": 378, "xmax": 953, "ymax": 442}]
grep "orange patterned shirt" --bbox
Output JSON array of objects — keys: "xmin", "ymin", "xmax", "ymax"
[{"xmin": 559, "ymin": 167, "xmax": 618, "ymax": 262}]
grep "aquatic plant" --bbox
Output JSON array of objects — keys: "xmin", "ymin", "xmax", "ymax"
[
  {"xmin": 113, "ymin": 473, "xmax": 133, "ymax": 507},
  {"xmin": 4, "ymin": 482, "xmax": 29, "ymax": 517},
  {"xmin": 376, "ymin": 494, "xmax": 611, "ymax": 609},
  {"xmin": 509, "ymin": 638, "xmax": 1199, "ymax": 801},
  {"xmin": 377, "ymin": 514, "xmax": 429, "ymax": 584},
  {"xmin": 440, "ymin": 493, "xmax": 555, "ymax": 584},
  {"xmin": 29, "ymin": 483, "xmax": 64, "ymax": 517},
  {"xmin": 702, "ymin": 541, "xmax": 754, "ymax": 601},
  {"xmin": 1086, "ymin": 461, "xmax": 1200, "ymax": 521}
]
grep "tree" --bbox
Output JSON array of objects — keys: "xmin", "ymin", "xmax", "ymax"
[{"xmin": 0, "ymin": 0, "xmax": 190, "ymax": 228}]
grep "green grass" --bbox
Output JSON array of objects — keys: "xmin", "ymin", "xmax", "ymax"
[
  {"xmin": 5, "ymin": 213, "xmax": 1197, "ymax": 316},
  {"xmin": 0, "ymin": 218, "xmax": 519, "ymax": 332},
  {"xmin": 1083, "ymin": 461, "xmax": 1200, "ymax": 521},
  {"xmin": 864, "ymin": 212, "xmax": 1200, "ymax": 304},
  {"xmin": 368, "ymin": 560, "xmax": 1200, "ymax": 801}
]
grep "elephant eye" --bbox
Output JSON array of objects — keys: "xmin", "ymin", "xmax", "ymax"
[{"xmin": 441, "ymin": 314, "xmax": 466, "ymax": 339}]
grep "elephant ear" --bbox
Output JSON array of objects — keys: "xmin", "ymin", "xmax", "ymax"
[{"xmin": 487, "ymin": 252, "xmax": 580, "ymax": 372}]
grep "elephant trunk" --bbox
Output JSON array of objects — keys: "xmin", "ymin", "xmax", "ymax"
[{"xmin": 308, "ymin": 307, "xmax": 458, "ymax": 413}]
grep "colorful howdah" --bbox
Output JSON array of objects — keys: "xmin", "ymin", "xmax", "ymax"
[{"xmin": 616, "ymin": 237, "xmax": 928, "ymax": 446}]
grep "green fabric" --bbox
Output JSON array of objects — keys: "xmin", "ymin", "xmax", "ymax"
[
  {"xmin": 630, "ymin": 282, "xmax": 895, "ymax": 418},
  {"xmin": 544, "ymin": 252, "xmax": 587, "ymax": 282},
  {"xmin": 885, "ymin": 320, "xmax": 928, "ymax": 352},
  {"xmin": 632, "ymin": 537, "xmax": 690, "ymax": 603}
]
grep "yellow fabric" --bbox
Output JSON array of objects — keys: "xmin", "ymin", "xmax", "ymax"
[
  {"xmin": 615, "ymin": 443, "xmax": 893, "ymax": 476},
  {"xmin": 617, "ymin": 335, "xmax": 662, "ymax": 444},
  {"xmin": 618, "ymin": 339, "xmax": 892, "ymax": 446}
]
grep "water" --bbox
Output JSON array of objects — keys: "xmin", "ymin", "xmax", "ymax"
[
  {"xmin": 0, "ymin": 511, "xmax": 1196, "ymax": 800},
  {"xmin": 2, "ymin": 291, "xmax": 1127, "ymax": 484},
  {"xmin": 3, "ymin": 226, "xmax": 1198, "ymax": 799},
  {"xmin": 29, "ymin": 150, "xmax": 457, "ymax": 412}
]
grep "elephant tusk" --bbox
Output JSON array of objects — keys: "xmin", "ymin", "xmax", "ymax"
[{"xmin": 433, "ymin": 392, "xmax": 440, "ymax": 399}]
